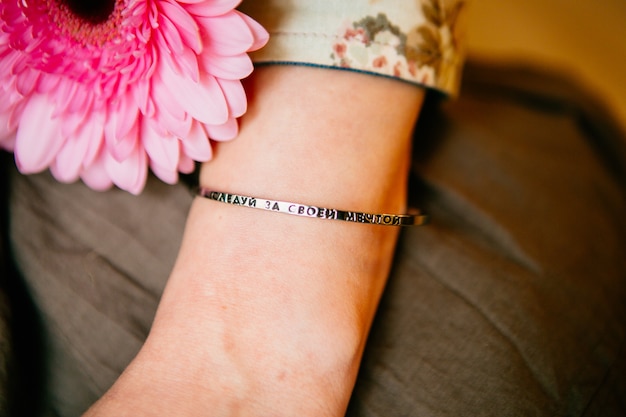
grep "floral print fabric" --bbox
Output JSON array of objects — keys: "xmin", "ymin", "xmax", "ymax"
[{"xmin": 239, "ymin": 0, "xmax": 465, "ymax": 95}]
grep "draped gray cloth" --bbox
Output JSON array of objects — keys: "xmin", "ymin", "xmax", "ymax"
[{"xmin": 2, "ymin": 62, "xmax": 626, "ymax": 416}]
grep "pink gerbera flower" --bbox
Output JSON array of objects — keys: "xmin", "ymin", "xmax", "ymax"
[{"xmin": 0, "ymin": 0, "xmax": 268, "ymax": 193}]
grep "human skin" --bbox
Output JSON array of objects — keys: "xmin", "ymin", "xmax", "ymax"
[{"xmin": 84, "ymin": 65, "xmax": 425, "ymax": 416}]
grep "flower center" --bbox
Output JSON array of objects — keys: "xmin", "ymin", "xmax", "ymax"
[
  {"xmin": 62, "ymin": 0, "xmax": 115, "ymax": 24},
  {"xmin": 46, "ymin": 0, "xmax": 126, "ymax": 46}
]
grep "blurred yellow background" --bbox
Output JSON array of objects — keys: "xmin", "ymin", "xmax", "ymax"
[{"xmin": 465, "ymin": 0, "xmax": 626, "ymax": 132}]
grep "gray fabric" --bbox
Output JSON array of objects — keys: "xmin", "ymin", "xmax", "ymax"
[
  {"xmin": 0, "ymin": 292, "xmax": 11, "ymax": 416},
  {"xmin": 347, "ymin": 64, "xmax": 626, "ymax": 416},
  {"xmin": 5, "ymin": 63, "xmax": 626, "ymax": 416},
  {"xmin": 8, "ymin": 173, "xmax": 192, "ymax": 416},
  {"xmin": 0, "ymin": 165, "xmax": 12, "ymax": 416}
]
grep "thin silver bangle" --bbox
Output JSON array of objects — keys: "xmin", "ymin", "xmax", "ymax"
[{"xmin": 195, "ymin": 188, "xmax": 429, "ymax": 227}]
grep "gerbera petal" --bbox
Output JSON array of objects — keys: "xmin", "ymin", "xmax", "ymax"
[
  {"xmin": 50, "ymin": 156, "xmax": 81, "ymax": 183},
  {"xmin": 197, "ymin": 11, "xmax": 255, "ymax": 56},
  {"xmin": 36, "ymin": 72, "xmax": 62, "ymax": 94},
  {"xmin": 158, "ymin": 58, "xmax": 228, "ymax": 125},
  {"xmin": 0, "ymin": 131, "xmax": 16, "ymax": 151},
  {"xmin": 52, "ymin": 78, "xmax": 80, "ymax": 116},
  {"xmin": 162, "ymin": 111, "xmax": 192, "ymax": 139},
  {"xmin": 0, "ymin": 108, "xmax": 17, "ymax": 149},
  {"xmin": 205, "ymin": 117, "xmax": 238, "ymax": 141},
  {"xmin": 14, "ymin": 94, "xmax": 64, "ymax": 174},
  {"xmin": 181, "ymin": 120, "xmax": 212, "ymax": 160},
  {"xmin": 217, "ymin": 78, "xmax": 247, "ymax": 118},
  {"xmin": 60, "ymin": 112, "xmax": 83, "ymax": 138},
  {"xmin": 52, "ymin": 111, "xmax": 106, "ymax": 182},
  {"xmin": 178, "ymin": 151, "xmax": 195, "ymax": 174},
  {"xmin": 0, "ymin": 106, "xmax": 17, "ymax": 144},
  {"xmin": 0, "ymin": 86, "xmax": 16, "ymax": 113},
  {"xmin": 1, "ymin": 0, "xmax": 268, "ymax": 194},
  {"xmin": 150, "ymin": 161, "xmax": 178, "ymax": 184},
  {"xmin": 82, "ymin": 110, "xmax": 107, "ymax": 168},
  {"xmin": 237, "ymin": 11, "xmax": 270, "ymax": 51},
  {"xmin": 0, "ymin": 50, "xmax": 21, "ymax": 76},
  {"xmin": 6, "ymin": 100, "xmax": 26, "ymax": 132},
  {"xmin": 15, "ymin": 67, "xmax": 39, "ymax": 96},
  {"xmin": 112, "ymin": 94, "xmax": 140, "ymax": 142},
  {"xmin": 201, "ymin": 52, "xmax": 253, "ymax": 80},
  {"xmin": 157, "ymin": 13, "xmax": 185, "ymax": 55},
  {"xmin": 134, "ymin": 79, "xmax": 153, "ymax": 117},
  {"xmin": 105, "ymin": 144, "xmax": 148, "ymax": 195},
  {"xmin": 66, "ymin": 84, "xmax": 94, "ymax": 116},
  {"xmin": 59, "ymin": 95, "xmax": 94, "ymax": 134},
  {"xmin": 105, "ymin": 116, "xmax": 140, "ymax": 162},
  {"xmin": 172, "ymin": 45, "xmax": 201, "ymax": 82},
  {"xmin": 81, "ymin": 150, "xmax": 113, "ymax": 192},
  {"xmin": 142, "ymin": 118, "xmax": 180, "ymax": 172},
  {"xmin": 149, "ymin": 82, "xmax": 193, "ymax": 138},
  {"xmin": 51, "ymin": 135, "xmax": 90, "ymax": 183},
  {"xmin": 159, "ymin": 0, "xmax": 202, "ymax": 54},
  {"xmin": 183, "ymin": 0, "xmax": 241, "ymax": 17},
  {"xmin": 150, "ymin": 77, "xmax": 185, "ymax": 120}
]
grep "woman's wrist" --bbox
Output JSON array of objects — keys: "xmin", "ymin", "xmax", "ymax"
[
  {"xmin": 85, "ymin": 66, "xmax": 425, "ymax": 417},
  {"xmin": 198, "ymin": 66, "xmax": 423, "ymax": 214}
]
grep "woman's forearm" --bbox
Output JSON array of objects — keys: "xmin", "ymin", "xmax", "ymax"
[{"xmin": 85, "ymin": 66, "xmax": 424, "ymax": 416}]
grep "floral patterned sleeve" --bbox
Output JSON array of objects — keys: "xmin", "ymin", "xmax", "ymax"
[{"xmin": 239, "ymin": 0, "xmax": 466, "ymax": 95}]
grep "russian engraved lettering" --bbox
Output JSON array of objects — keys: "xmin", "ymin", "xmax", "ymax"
[{"xmin": 200, "ymin": 190, "xmax": 418, "ymax": 227}]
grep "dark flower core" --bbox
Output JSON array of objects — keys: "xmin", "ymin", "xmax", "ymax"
[
  {"xmin": 45, "ymin": 0, "xmax": 125, "ymax": 46},
  {"xmin": 63, "ymin": 0, "xmax": 115, "ymax": 24}
]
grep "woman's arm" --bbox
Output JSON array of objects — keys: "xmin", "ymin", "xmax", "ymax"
[{"xmin": 85, "ymin": 65, "xmax": 424, "ymax": 416}]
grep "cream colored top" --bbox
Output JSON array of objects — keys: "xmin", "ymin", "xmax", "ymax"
[{"xmin": 240, "ymin": 0, "xmax": 466, "ymax": 95}]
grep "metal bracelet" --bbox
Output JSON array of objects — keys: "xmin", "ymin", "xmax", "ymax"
[{"xmin": 195, "ymin": 188, "xmax": 429, "ymax": 227}]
